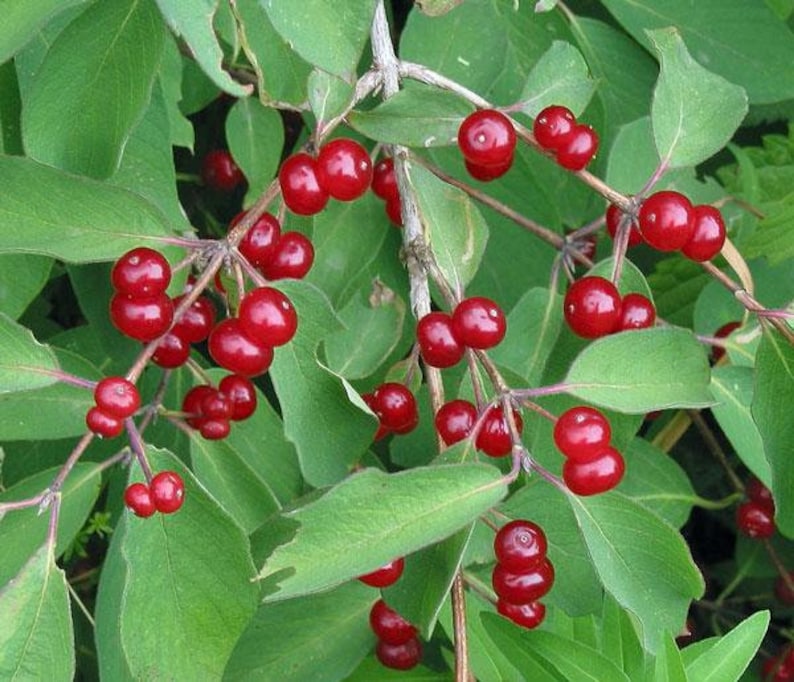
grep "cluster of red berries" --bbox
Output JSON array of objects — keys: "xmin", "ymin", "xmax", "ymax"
[
  {"xmin": 362, "ymin": 383, "xmax": 419, "ymax": 441},
  {"xmin": 554, "ymin": 406, "xmax": 624, "ymax": 496},
  {"xmin": 124, "ymin": 470, "xmax": 185, "ymax": 518},
  {"xmin": 736, "ymin": 477, "xmax": 776, "ymax": 540},
  {"xmin": 492, "ymin": 519, "xmax": 553, "ymax": 629},
  {"xmin": 371, "ymin": 157, "xmax": 403, "ymax": 226},
  {"xmin": 563, "ymin": 275, "xmax": 655, "ymax": 339},
  {"xmin": 201, "ymin": 149, "xmax": 245, "ymax": 192},
  {"xmin": 533, "ymin": 105, "xmax": 599, "ymax": 172},
  {"xmin": 435, "ymin": 400, "xmax": 522, "ymax": 458},
  {"xmin": 181, "ymin": 375, "xmax": 257, "ymax": 440},
  {"xmin": 85, "ymin": 377, "xmax": 141, "ymax": 438},
  {"xmin": 457, "ymin": 109, "xmax": 517, "ymax": 181}
]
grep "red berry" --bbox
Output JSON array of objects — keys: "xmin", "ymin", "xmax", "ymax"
[
  {"xmin": 124, "ymin": 482, "xmax": 156, "ymax": 518},
  {"xmin": 605, "ymin": 204, "xmax": 643, "ymax": 247},
  {"xmin": 494, "ymin": 520, "xmax": 548, "ymax": 573},
  {"xmin": 617, "ymin": 293, "xmax": 656, "ymax": 331},
  {"xmin": 736, "ymin": 500, "xmax": 776, "ymax": 539},
  {"xmin": 109, "ymin": 292, "xmax": 174, "ymax": 342},
  {"xmin": 94, "ymin": 377, "xmax": 140, "ymax": 419},
  {"xmin": 149, "ymin": 471, "xmax": 185, "ymax": 514},
  {"xmin": 385, "ymin": 196, "xmax": 403, "ymax": 227},
  {"xmin": 457, "ymin": 109, "xmax": 516, "ymax": 167},
  {"xmin": 556, "ymin": 124, "xmax": 599, "ymax": 171},
  {"xmin": 260, "ymin": 232, "xmax": 314, "ymax": 280},
  {"xmin": 372, "ymin": 157, "xmax": 399, "ymax": 201},
  {"xmin": 746, "ymin": 476, "xmax": 775, "ymax": 512},
  {"xmin": 85, "ymin": 406, "xmax": 124, "ymax": 438},
  {"xmin": 172, "ymin": 295, "xmax": 216, "ymax": 344},
  {"xmin": 369, "ymin": 599, "xmax": 417, "ymax": 645},
  {"xmin": 492, "ymin": 558, "xmax": 555, "ymax": 604},
  {"xmin": 208, "ymin": 318, "xmax": 274, "ymax": 378},
  {"xmin": 554, "ymin": 406, "xmax": 612, "ymax": 462},
  {"xmin": 562, "ymin": 447, "xmax": 625, "ymax": 496},
  {"xmin": 316, "ymin": 138, "xmax": 373, "ymax": 201},
  {"xmin": 111, "ymin": 247, "xmax": 171, "ymax": 297},
  {"xmin": 219, "ymin": 374, "xmax": 258, "ymax": 421},
  {"xmin": 202, "ymin": 149, "xmax": 244, "ymax": 192},
  {"xmin": 638, "ymin": 190, "xmax": 696, "ymax": 252},
  {"xmin": 435, "ymin": 399, "xmax": 477, "ymax": 446},
  {"xmin": 152, "ymin": 332, "xmax": 191, "ymax": 368},
  {"xmin": 496, "ymin": 599, "xmax": 546, "ymax": 629},
  {"xmin": 362, "ymin": 392, "xmax": 390, "ymax": 441},
  {"xmin": 182, "ymin": 385, "xmax": 214, "ymax": 428},
  {"xmin": 533, "ymin": 105, "xmax": 576, "ymax": 151},
  {"xmin": 416, "ymin": 312, "xmax": 465, "ymax": 368},
  {"xmin": 711, "ymin": 320, "xmax": 741, "ymax": 363},
  {"xmin": 681, "ymin": 204, "xmax": 726, "ymax": 262},
  {"xmin": 764, "ymin": 650, "xmax": 794, "ymax": 682},
  {"xmin": 464, "ymin": 157, "xmax": 512, "ymax": 181},
  {"xmin": 451, "ymin": 297, "xmax": 507, "ymax": 350},
  {"xmin": 375, "ymin": 637, "xmax": 422, "ymax": 671},
  {"xmin": 233, "ymin": 211, "xmax": 282, "ymax": 268},
  {"xmin": 370, "ymin": 383, "xmax": 419, "ymax": 434},
  {"xmin": 563, "ymin": 276, "xmax": 621, "ymax": 339},
  {"xmin": 358, "ymin": 557, "xmax": 405, "ymax": 588},
  {"xmin": 200, "ymin": 389, "xmax": 233, "ymax": 420},
  {"xmin": 475, "ymin": 405, "xmax": 523, "ymax": 458},
  {"xmin": 278, "ymin": 152, "xmax": 329, "ymax": 216},
  {"xmin": 238, "ymin": 286, "xmax": 298, "ymax": 347},
  {"xmin": 199, "ymin": 418, "xmax": 231, "ymax": 440}
]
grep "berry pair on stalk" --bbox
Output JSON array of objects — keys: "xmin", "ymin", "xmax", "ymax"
[
  {"xmin": 563, "ymin": 276, "xmax": 655, "ymax": 339},
  {"xmin": 533, "ymin": 105, "xmax": 599, "ymax": 171},
  {"xmin": 86, "ymin": 376, "xmax": 140, "ymax": 438},
  {"xmin": 124, "ymin": 471, "xmax": 185, "ymax": 518},
  {"xmin": 458, "ymin": 109, "xmax": 517, "ymax": 181},
  {"xmin": 362, "ymin": 383, "xmax": 419, "ymax": 441}
]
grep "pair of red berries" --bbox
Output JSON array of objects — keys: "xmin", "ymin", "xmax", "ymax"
[
  {"xmin": 85, "ymin": 376, "xmax": 141, "ymax": 438},
  {"xmin": 554, "ymin": 406, "xmax": 625, "ymax": 496},
  {"xmin": 279, "ymin": 138, "xmax": 373, "ymax": 215},
  {"xmin": 369, "ymin": 599, "xmax": 422, "ymax": 670},
  {"xmin": 435, "ymin": 399, "xmax": 523, "ymax": 458},
  {"xmin": 492, "ymin": 519, "xmax": 553, "ymax": 629},
  {"xmin": 533, "ymin": 105, "xmax": 599, "ymax": 172},
  {"xmin": 362, "ymin": 383, "xmax": 419, "ymax": 441},
  {"xmin": 124, "ymin": 470, "xmax": 185, "ymax": 517},
  {"xmin": 201, "ymin": 149, "xmax": 245, "ymax": 192},
  {"xmin": 458, "ymin": 109, "xmax": 517, "ymax": 181},
  {"xmin": 736, "ymin": 477, "xmax": 776, "ymax": 539},
  {"xmin": 371, "ymin": 157, "xmax": 403, "ymax": 226},
  {"xmin": 563, "ymin": 275, "xmax": 656, "ymax": 339},
  {"xmin": 417, "ymin": 297, "xmax": 507, "ymax": 369},
  {"xmin": 181, "ymin": 375, "xmax": 258, "ymax": 440}
]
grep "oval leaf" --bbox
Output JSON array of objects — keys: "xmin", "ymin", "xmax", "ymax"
[{"xmin": 0, "ymin": 312, "xmax": 59, "ymax": 393}]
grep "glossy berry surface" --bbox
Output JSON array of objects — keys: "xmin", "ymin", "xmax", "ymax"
[
  {"xmin": 201, "ymin": 149, "xmax": 244, "ymax": 191},
  {"xmin": 110, "ymin": 292, "xmax": 174, "ymax": 342},
  {"xmin": 199, "ymin": 418, "xmax": 231, "ymax": 440},
  {"xmin": 375, "ymin": 638, "xmax": 422, "ymax": 671},
  {"xmin": 208, "ymin": 318, "xmax": 274, "ymax": 378},
  {"xmin": 562, "ymin": 447, "xmax": 625, "ymax": 496},
  {"xmin": 316, "ymin": 138, "xmax": 373, "ymax": 201},
  {"xmin": 475, "ymin": 405, "xmax": 523, "ymax": 458},
  {"xmin": 219, "ymin": 374, "xmax": 258, "ymax": 421},
  {"xmin": 172, "ymin": 295, "xmax": 215, "ymax": 343},
  {"xmin": 416, "ymin": 312, "xmax": 465, "ymax": 368},
  {"xmin": 182, "ymin": 385, "xmax": 215, "ymax": 428},
  {"xmin": 492, "ymin": 558, "xmax": 555, "ymax": 604},
  {"xmin": 358, "ymin": 557, "xmax": 405, "ymax": 588},
  {"xmin": 261, "ymin": 232, "xmax": 314, "ymax": 280},
  {"xmin": 200, "ymin": 390, "xmax": 233, "ymax": 421},
  {"xmin": 370, "ymin": 383, "xmax": 418, "ymax": 434},
  {"xmin": 617, "ymin": 293, "xmax": 656, "ymax": 331},
  {"xmin": 746, "ymin": 476, "xmax": 775, "ymax": 512},
  {"xmin": 563, "ymin": 276, "xmax": 621, "ymax": 339},
  {"xmin": 457, "ymin": 109, "xmax": 516, "ymax": 167},
  {"xmin": 434, "ymin": 399, "xmax": 477, "ymax": 446},
  {"xmin": 372, "ymin": 157, "xmax": 399, "ymax": 201},
  {"xmin": 124, "ymin": 482, "xmax": 156, "ymax": 518},
  {"xmin": 112, "ymin": 247, "xmax": 171, "ymax": 297},
  {"xmin": 278, "ymin": 152, "xmax": 329, "ymax": 216},
  {"xmin": 736, "ymin": 500, "xmax": 776, "ymax": 539},
  {"xmin": 554, "ymin": 406, "xmax": 612, "ymax": 462},
  {"xmin": 451, "ymin": 297, "xmax": 507, "ymax": 349},
  {"xmin": 385, "ymin": 196, "xmax": 403, "ymax": 227},
  {"xmin": 239, "ymin": 287, "xmax": 298, "ymax": 347},
  {"xmin": 605, "ymin": 204, "xmax": 643, "ymax": 247},
  {"xmin": 94, "ymin": 377, "xmax": 140, "ymax": 419},
  {"xmin": 465, "ymin": 157, "xmax": 512, "ymax": 181},
  {"xmin": 152, "ymin": 332, "xmax": 191, "ymax": 368},
  {"xmin": 556, "ymin": 124, "xmax": 599, "ymax": 171},
  {"xmin": 149, "ymin": 471, "xmax": 185, "ymax": 514},
  {"xmin": 533, "ymin": 105, "xmax": 576, "ymax": 151},
  {"xmin": 234, "ymin": 211, "xmax": 282, "ymax": 268},
  {"xmin": 86, "ymin": 407, "xmax": 124, "ymax": 438},
  {"xmin": 638, "ymin": 190, "xmax": 695, "ymax": 252},
  {"xmin": 369, "ymin": 599, "xmax": 417, "ymax": 645},
  {"xmin": 494, "ymin": 520, "xmax": 548, "ymax": 573},
  {"xmin": 497, "ymin": 599, "xmax": 546, "ymax": 630},
  {"xmin": 681, "ymin": 204, "xmax": 726, "ymax": 262}
]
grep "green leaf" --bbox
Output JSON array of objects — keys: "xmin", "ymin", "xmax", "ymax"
[
  {"xmin": 568, "ymin": 492, "xmax": 704, "ymax": 652},
  {"xmin": 744, "ymin": 194, "xmax": 794, "ymax": 265},
  {"xmin": 414, "ymin": 0, "xmax": 464, "ymax": 16},
  {"xmin": 308, "ymin": 69, "xmax": 354, "ymax": 125},
  {"xmin": 349, "ymin": 84, "xmax": 474, "ymax": 148},
  {"xmin": 0, "ymin": 544, "xmax": 74, "ymax": 681},
  {"xmin": 753, "ymin": 330, "xmax": 794, "ymax": 537},
  {"xmin": 22, "ymin": 0, "xmax": 167, "ymax": 178},
  {"xmin": 155, "ymin": 0, "xmax": 250, "ymax": 97},
  {"xmin": 683, "ymin": 610, "xmax": 769, "ymax": 681},
  {"xmin": 223, "ymin": 582, "xmax": 374, "ymax": 681},
  {"xmin": 587, "ymin": 257, "xmax": 653, "ymax": 299},
  {"xmin": 0, "ymin": 0, "xmax": 86, "ymax": 64},
  {"xmin": 564, "ymin": 327, "xmax": 713, "ymax": 413},
  {"xmin": 263, "ymin": 0, "xmax": 377, "ymax": 80},
  {"xmin": 653, "ymin": 635, "xmax": 687, "ymax": 682},
  {"xmin": 158, "ymin": 36, "xmax": 195, "ymax": 150},
  {"xmin": 0, "ymin": 155, "xmax": 175, "ymax": 262},
  {"xmin": 0, "ymin": 312, "xmax": 59, "ymax": 393},
  {"xmin": 256, "ymin": 464, "xmax": 507, "ymax": 601},
  {"xmin": 0, "ymin": 61, "xmax": 23, "ymax": 156},
  {"xmin": 0, "ymin": 255, "xmax": 52, "ymax": 320},
  {"xmin": 648, "ymin": 27, "xmax": 748, "ymax": 168},
  {"xmin": 411, "ymin": 163, "xmax": 489, "ymax": 291},
  {"xmin": 519, "ymin": 41, "xmax": 596, "ymax": 117}
]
